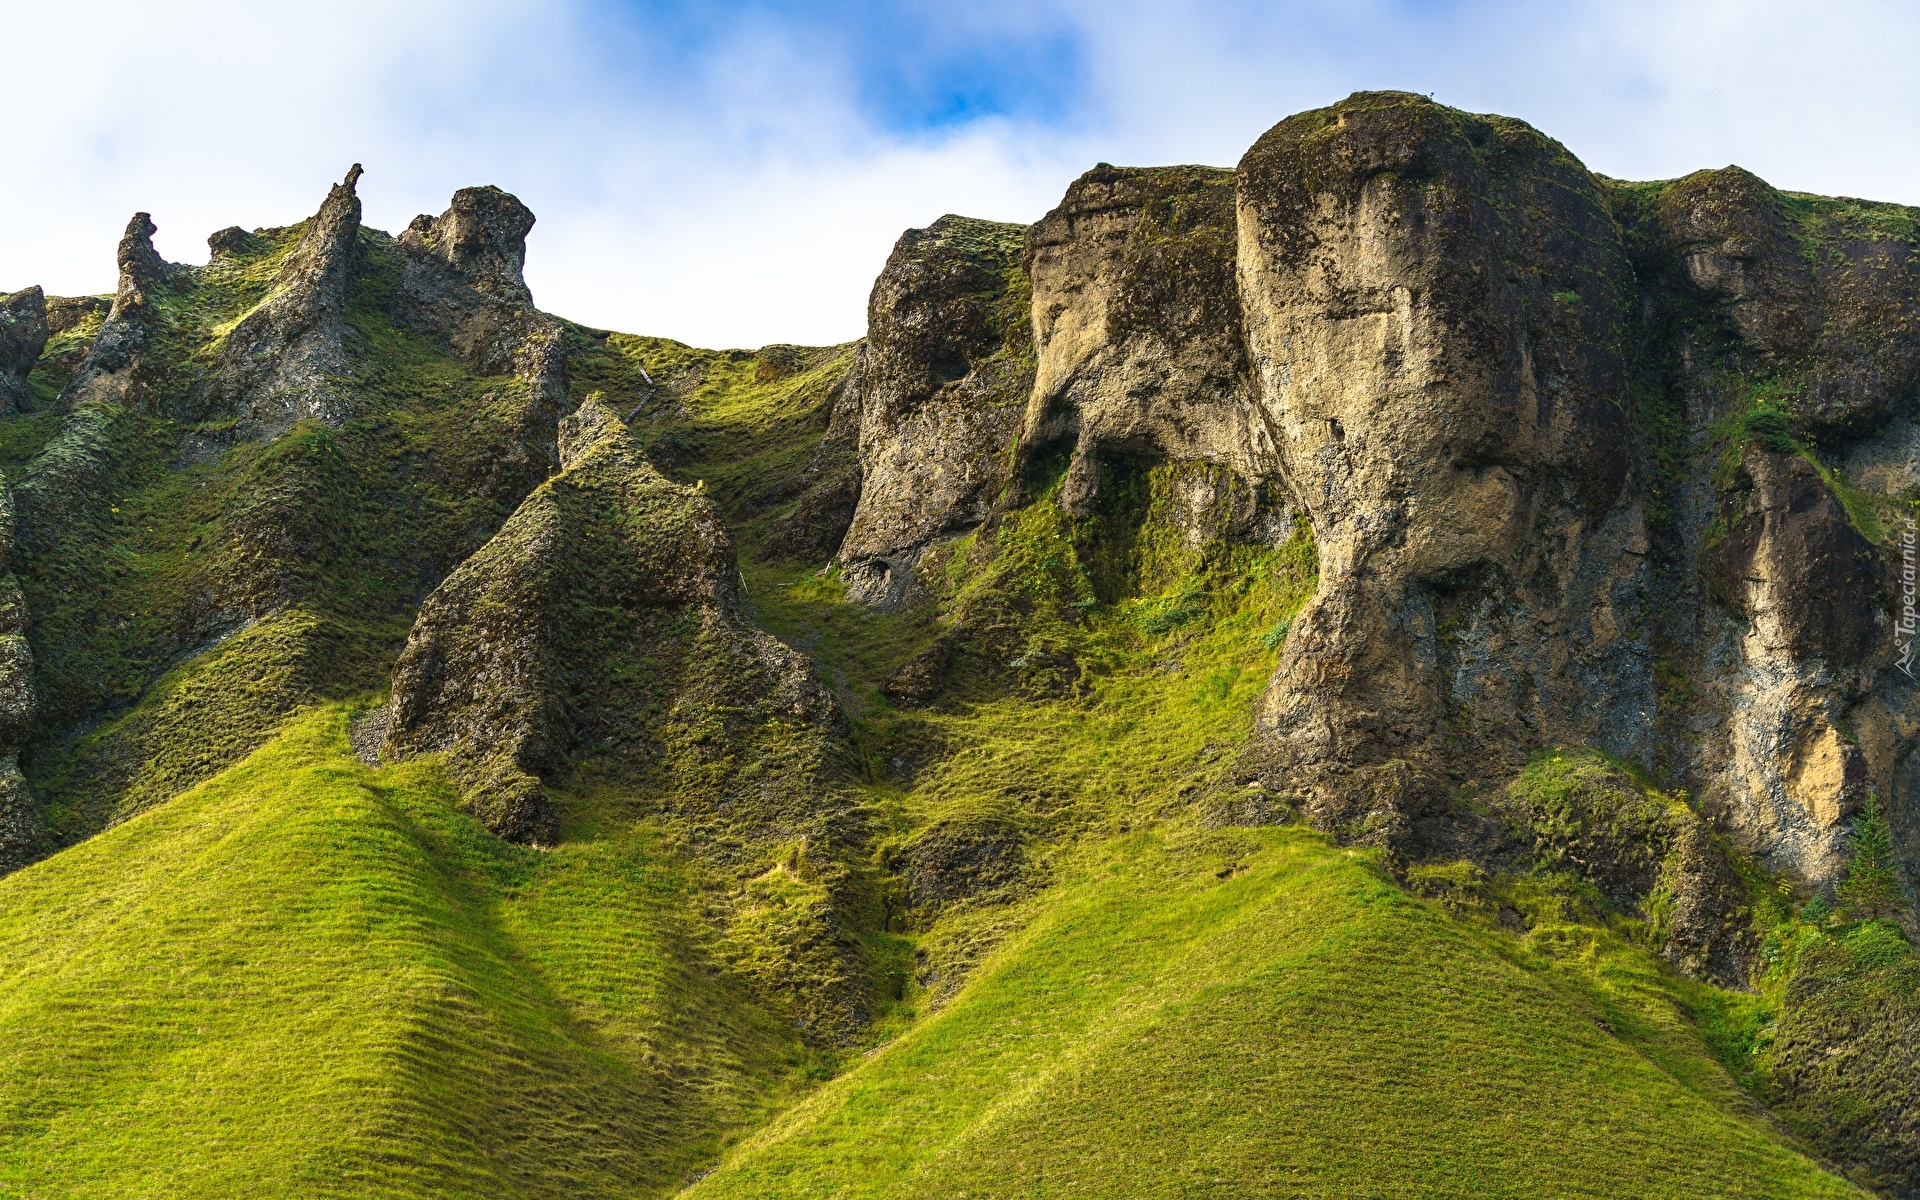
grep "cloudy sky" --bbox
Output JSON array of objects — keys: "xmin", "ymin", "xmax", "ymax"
[{"xmin": 3, "ymin": 0, "xmax": 1917, "ymax": 348}]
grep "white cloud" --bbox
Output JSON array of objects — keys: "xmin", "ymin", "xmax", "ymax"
[{"xmin": 2, "ymin": 0, "xmax": 1916, "ymax": 349}]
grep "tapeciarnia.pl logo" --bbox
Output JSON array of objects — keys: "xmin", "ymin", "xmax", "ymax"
[{"xmin": 1900, "ymin": 520, "xmax": 1917, "ymax": 680}]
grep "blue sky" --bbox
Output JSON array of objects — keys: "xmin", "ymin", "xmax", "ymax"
[{"xmin": 4, "ymin": 0, "xmax": 1918, "ymax": 346}]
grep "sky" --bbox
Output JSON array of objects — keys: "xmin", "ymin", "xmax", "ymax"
[{"xmin": 2, "ymin": 0, "xmax": 1917, "ymax": 348}]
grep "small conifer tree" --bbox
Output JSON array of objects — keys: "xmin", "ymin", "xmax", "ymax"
[{"xmin": 1836, "ymin": 791, "xmax": 1906, "ymax": 922}]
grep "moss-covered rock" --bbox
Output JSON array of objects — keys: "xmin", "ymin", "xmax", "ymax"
[
  {"xmin": 0, "ymin": 287, "xmax": 49, "ymax": 415},
  {"xmin": 383, "ymin": 397, "xmax": 844, "ymax": 846},
  {"xmin": 1503, "ymin": 748, "xmax": 1755, "ymax": 985},
  {"xmin": 2, "ymin": 172, "xmax": 588, "ymax": 868},
  {"xmin": 192, "ymin": 165, "xmax": 364, "ymax": 439}
]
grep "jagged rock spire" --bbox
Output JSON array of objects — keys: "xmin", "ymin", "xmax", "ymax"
[
  {"xmin": 401, "ymin": 185, "xmax": 536, "ymax": 302},
  {"xmin": 394, "ymin": 182, "xmax": 566, "ymax": 457},
  {"xmin": 195, "ymin": 164, "xmax": 365, "ymax": 438},
  {"xmin": 58, "ymin": 212, "xmax": 176, "ymax": 410}
]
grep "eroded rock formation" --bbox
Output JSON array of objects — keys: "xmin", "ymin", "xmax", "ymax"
[
  {"xmin": 193, "ymin": 165, "xmax": 365, "ymax": 438},
  {"xmin": 383, "ymin": 397, "xmax": 844, "ymax": 846},
  {"xmin": 836, "ymin": 216, "xmax": 1033, "ymax": 605},
  {"xmin": 818, "ymin": 91, "xmax": 1920, "ymax": 903},
  {"xmin": 59, "ymin": 213, "xmax": 177, "ymax": 411},
  {"xmin": 1023, "ymin": 164, "xmax": 1275, "ymax": 512},
  {"xmin": 1234, "ymin": 96, "xmax": 1650, "ymax": 842}
]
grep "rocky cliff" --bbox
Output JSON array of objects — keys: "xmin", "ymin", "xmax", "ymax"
[
  {"xmin": 823, "ymin": 92, "xmax": 1920, "ymax": 912},
  {"xmin": 834, "ymin": 215, "xmax": 1033, "ymax": 606}
]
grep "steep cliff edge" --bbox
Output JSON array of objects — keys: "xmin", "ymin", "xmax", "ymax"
[{"xmin": 1237, "ymin": 95, "xmax": 1649, "ymax": 844}]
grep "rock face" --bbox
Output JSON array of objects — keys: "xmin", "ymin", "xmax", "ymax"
[
  {"xmin": 805, "ymin": 90, "xmax": 1920, "ymax": 899},
  {"xmin": 767, "ymin": 347, "xmax": 867, "ymax": 563},
  {"xmin": 383, "ymin": 397, "xmax": 843, "ymax": 846},
  {"xmin": 59, "ymin": 213, "xmax": 177, "ymax": 411},
  {"xmin": 1650, "ymin": 166, "xmax": 1920, "ymax": 439},
  {"xmin": 1236, "ymin": 94, "xmax": 1650, "ymax": 839},
  {"xmin": 1609, "ymin": 167, "xmax": 1920, "ymax": 890},
  {"xmin": 1693, "ymin": 444, "xmax": 1883, "ymax": 879},
  {"xmin": 0, "ymin": 287, "xmax": 49, "ymax": 414},
  {"xmin": 1022, "ymin": 164, "xmax": 1276, "ymax": 513},
  {"xmin": 0, "ymin": 481, "xmax": 38, "ymax": 872},
  {"xmin": 193, "ymin": 165, "xmax": 365, "ymax": 438},
  {"xmin": 836, "ymin": 216, "xmax": 1033, "ymax": 605}
]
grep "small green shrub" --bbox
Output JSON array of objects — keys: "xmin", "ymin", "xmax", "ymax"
[{"xmin": 1744, "ymin": 408, "xmax": 1797, "ymax": 454}]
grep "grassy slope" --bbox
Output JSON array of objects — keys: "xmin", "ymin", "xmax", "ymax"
[
  {"xmin": 0, "ymin": 708, "xmax": 814, "ymax": 1198},
  {"xmin": 691, "ymin": 825, "xmax": 1858, "ymax": 1199}
]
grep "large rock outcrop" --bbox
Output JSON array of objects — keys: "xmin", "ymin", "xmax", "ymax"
[
  {"xmin": 836, "ymin": 216, "xmax": 1033, "ymax": 605},
  {"xmin": 383, "ymin": 397, "xmax": 843, "ymax": 846},
  {"xmin": 192, "ymin": 165, "xmax": 365, "ymax": 438},
  {"xmin": 0, "ymin": 287, "xmax": 49, "ymax": 414},
  {"xmin": 1236, "ymin": 94, "xmax": 1651, "ymax": 839},
  {"xmin": 1649, "ymin": 165, "xmax": 1920, "ymax": 438},
  {"xmin": 1610, "ymin": 166, "xmax": 1920, "ymax": 889},
  {"xmin": 1022, "ymin": 164, "xmax": 1277, "ymax": 513}
]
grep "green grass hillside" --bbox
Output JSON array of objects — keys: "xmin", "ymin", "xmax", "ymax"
[
  {"xmin": 0, "ymin": 708, "xmax": 817, "ymax": 1198},
  {"xmin": 0, "ymin": 324, "xmax": 1880, "ymax": 1197},
  {"xmin": 690, "ymin": 826, "xmax": 1859, "ymax": 1200},
  {"xmin": 0, "ymin": 707, "xmax": 1860, "ymax": 1197}
]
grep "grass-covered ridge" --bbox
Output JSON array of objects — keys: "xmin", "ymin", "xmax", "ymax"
[{"xmin": 7, "ymin": 221, "xmax": 557, "ymax": 849}]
